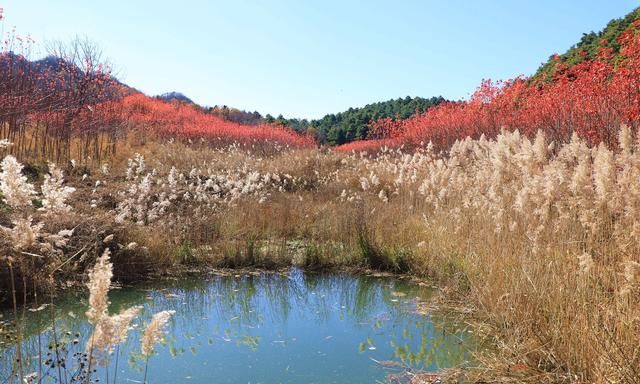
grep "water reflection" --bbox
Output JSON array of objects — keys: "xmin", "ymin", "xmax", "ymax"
[{"xmin": 1, "ymin": 269, "xmax": 475, "ymax": 383}]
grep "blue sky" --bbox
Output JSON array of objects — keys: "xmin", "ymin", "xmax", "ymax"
[{"xmin": 1, "ymin": 1, "xmax": 638, "ymax": 118}]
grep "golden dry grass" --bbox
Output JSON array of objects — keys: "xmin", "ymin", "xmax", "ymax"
[{"xmin": 2, "ymin": 128, "xmax": 639, "ymax": 382}]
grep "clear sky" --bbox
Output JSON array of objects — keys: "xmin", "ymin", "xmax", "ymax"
[{"xmin": 1, "ymin": 1, "xmax": 638, "ymax": 119}]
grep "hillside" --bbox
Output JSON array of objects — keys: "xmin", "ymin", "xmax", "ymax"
[
  {"xmin": 275, "ymin": 96, "xmax": 446, "ymax": 144},
  {"xmin": 535, "ymin": 6, "xmax": 640, "ymax": 79},
  {"xmin": 338, "ymin": 6, "xmax": 640, "ymax": 153},
  {"xmin": 156, "ymin": 95, "xmax": 447, "ymax": 145},
  {"xmin": 2, "ymin": 49, "xmax": 445, "ymax": 149},
  {"xmin": 187, "ymin": 7, "xmax": 640, "ymax": 144}
]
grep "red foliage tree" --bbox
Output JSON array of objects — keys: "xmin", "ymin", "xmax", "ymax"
[
  {"xmin": 121, "ymin": 94, "xmax": 316, "ymax": 152},
  {"xmin": 0, "ymin": 12, "xmax": 314, "ymax": 162}
]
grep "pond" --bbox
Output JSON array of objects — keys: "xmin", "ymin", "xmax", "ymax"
[{"xmin": 1, "ymin": 269, "xmax": 475, "ymax": 383}]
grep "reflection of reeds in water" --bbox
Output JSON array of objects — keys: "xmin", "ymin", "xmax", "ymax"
[
  {"xmin": 146, "ymin": 268, "xmax": 465, "ymax": 368},
  {"xmin": 3, "ymin": 268, "xmax": 470, "ymax": 382},
  {"xmin": 2, "ymin": 246, "xmax": 174, "ymax": 384},
  {"xmin": 390, "ymin": 321, "xmax": 472, "ymax": 370}
]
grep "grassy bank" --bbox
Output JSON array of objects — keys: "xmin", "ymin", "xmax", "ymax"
[{"xmin": 1, "ymin": 129, "xmax": 640, "ymax": 383}]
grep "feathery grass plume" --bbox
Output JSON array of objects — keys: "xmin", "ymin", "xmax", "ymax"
[
  {"xmin": 84, "ymin": 244, "xmax": 142, "ymax": 368},
  {"xmin": 86, "ymin": 248, "xmax": 113, "ymax": 324},
  {"xmin": 620, "ymin": 260, "xmax": 640, "ymax": 296},
  {"xmin": 141, "ymin": 310, "xmax": 175, "ymax": 356},
  {"xmin": 41, "ymin": 162, "xmax": 76, "ymax": 212},
  {"xmin": 592, "ymin": 143, "xmax": 616, "ymax": 208},
  {"xmin": 0, "ymin": 216, "xmax": 43, "ymax": 250},
  {"xmin": 0, "ymin": 155, "xmax": 36, "ymax": 208},
  {"xmin": 360, "ymin": 177, "xmax": 370, "ymax": 191},
  {"xmin": 126, "ymin": 153, "xmax": 146, "ymax": 181},
  {"xmin": 378, "ymin": 189, "xmax": 388, "ymax": 203},
  {"xmin": 618, "ymin": 124, "xmax": 634, "ymax": 159},
  {"xmin": 568, "ymin": 147, "xmax": 596, "ymax": 232},
  {"xmin": 532, "ymin": 129, "xmax": 548, "ymax": 166},
  {"xmin": 113, "ymin": 306, "xmax": 142, "ymax": 343},
  {"xmin": 577, "ymin": 253, "xmax": 594, "ymax": 275},
  {"xmin": 0, "ymin": 139, "xmax": 13, "ymax": 149},
  {"xmin": 87, "ymin": 306, "xmax": 142, "ymax": 366},
  {"xmin": 167, "ymin": 166, "xmax": 178, "ymax": 199}
]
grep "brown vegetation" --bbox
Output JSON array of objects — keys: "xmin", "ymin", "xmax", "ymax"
[{"xmin": 2, "ymin": 125, "xmax": 639, "ymax": 382}]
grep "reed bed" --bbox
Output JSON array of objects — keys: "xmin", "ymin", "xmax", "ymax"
[{"xmin": 1, "ymin": 127, "xmax": 639, "ymax": 382}]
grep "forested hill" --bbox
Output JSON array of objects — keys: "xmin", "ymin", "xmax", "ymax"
[
  {"xmin": 271, "ymin": 96, "xmax": 446, "ymax": 144},
  {"xmin": 535, "ymin": 6, "xmax": 640, "ymax": 79},
  {"xmin": 180, "ymin": 95, "xmax": 446, "ymax": 145}
]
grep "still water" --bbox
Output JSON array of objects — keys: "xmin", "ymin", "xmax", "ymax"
[{"xmin": 1, "ymin": 269, "xmax": 475, "ymax": 383}]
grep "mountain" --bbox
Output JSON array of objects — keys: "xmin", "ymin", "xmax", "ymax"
[
  {"xmin": 153, "ymin": 94, "xmax": 266, "ymax": 125},
  {"xmin": 535, "ymin": 7, "xmax": 640, "ymax": 79},
  {"xmin": 0, "ymin": 52, "xmax": 134, "ymax": 112},
  {"xmin": 5, "ymin": 53, "xmax": 444, "ymax": 145},
  {"xmin": 157, "ymin": 91, "xmax": 194, "ymax": 104}
]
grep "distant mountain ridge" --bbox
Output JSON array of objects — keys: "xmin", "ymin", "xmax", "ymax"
[{"xmin": 157, "ymin": 91, "xmax": 193, "ymax": 104}]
